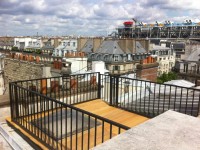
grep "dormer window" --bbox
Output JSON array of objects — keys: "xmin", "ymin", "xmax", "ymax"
[{"xmin": 114, "ymin": 55, "xmax": 119, "ymax": 61}]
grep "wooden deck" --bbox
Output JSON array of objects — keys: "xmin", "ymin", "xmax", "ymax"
[
  {"xmin": 7, "ymin": 99, "xmax": 149, "ymax": 150},
  {"xmin": 62, "ymin": 99, "xmax": 149, "ymax": 150},
  {"xmin": 74, "ymin": 99, "xmax": 149, "ymax": 128}
]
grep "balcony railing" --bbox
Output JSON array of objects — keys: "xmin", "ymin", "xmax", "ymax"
[
  {"xmin": 9, "ymin": 73, "xmax": 200, "ymax": 149},
  {"xmin": 100, "ymin": 74, "xmax": 200, "ymax": 117},
  {"xmin": 9, "ymin": 72, "xmax": 130, "ymax": 150}
]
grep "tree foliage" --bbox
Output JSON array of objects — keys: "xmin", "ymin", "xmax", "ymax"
[
  {"xmin": 157, "ymin": 72, "xmax": 177, "ymax": 84},
  {"xmin": 35, "ymin": 49, "xmax": 42, "ymax": 54},
  {"xmin": 11, "ymin": 46, "xmax": 19, "ymax": 51}
]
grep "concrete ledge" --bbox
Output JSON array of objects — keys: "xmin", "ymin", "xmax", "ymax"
[
  {"xmin": 93, "ymin": 110, "xmax": 200, "ymax": 150},
  {"xmin": 6, "ymin": 117, "xmax": 47, "ymax": 150}
]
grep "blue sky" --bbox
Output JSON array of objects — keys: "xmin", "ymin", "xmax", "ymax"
[{"xmin": 0, "ymin": 0, "xmax": 200, "ymax": 36}]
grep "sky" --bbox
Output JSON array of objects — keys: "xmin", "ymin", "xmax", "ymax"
[{"xmin": 0, "ymin": 0, "xmax": 200, "ymax": 36}]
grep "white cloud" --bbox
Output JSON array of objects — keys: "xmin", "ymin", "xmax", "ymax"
[{"xmin": 0, "ymin": 0, "xmax": 200, "ymax": 36}]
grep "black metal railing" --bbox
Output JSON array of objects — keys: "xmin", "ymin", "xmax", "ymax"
[
  {"xmin": 12, "ymin": 72, "xmax": 101, "ymax": 105},
  {"xmin": 9, "ymin": 73, "xmax": 200, "ymax": 149},
  {"xmin": 9, "ymin": 73, "xmax": 129, "ymax": 150},
  {"xmin": 100, "ymin": 74, "xmax": 200, "ymax": 117}
]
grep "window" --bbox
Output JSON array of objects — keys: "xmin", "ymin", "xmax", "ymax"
[
  {"xmin": 113, "ymin": 65, "xmax": 120, "ymax": 70},
  {"xmin": 128, "ymin": 54, "xmax": 131, "ymax": 61},
  {"xmin": 68, "ymin": 42, "xmax": 70, "ymax": 46},
  {"xmin": 73, "ymin": 42, "xmax": 76, "ymax": 47},
  {"xmin": 183, "ymin": 64, "xmax": 188, "ymax": 72},
  {"xmin": 114, "ymin": 55, "xmax": 119, "ymax": 61},
  {"xmin": 176, "ymin": 55, "xmax": 181, "ymax": 58}
]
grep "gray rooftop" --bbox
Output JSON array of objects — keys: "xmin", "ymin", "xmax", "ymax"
[
  {"xmin": 81, "ymin": 39, "xmax": 93, "ymax": 53},
  {"xmin": 136, "ymin": 41, "xmax": 147, "ymax": 53},
  {"xmin": 96, "ymin": 40, "xmax": 124, "ymax": 54},
  {"xmin": 186, "ymin": 48, "xmax": 200, "ymax": 61},
  {"xmin": 81, "ymin": 39, "xmax": 147, "ymax": 54},
  {"xmin": 93, "ymin": 110, "xmax": 200, "ymax": 150}
]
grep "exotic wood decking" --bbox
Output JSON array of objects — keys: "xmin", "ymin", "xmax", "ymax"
[
  {"xmin": 7, "ymin": 99, "xmax": 149, "ymax": 150},
  {"xmin": 74, "ymin": 99, "xmax": 149, "ymax": 128}
]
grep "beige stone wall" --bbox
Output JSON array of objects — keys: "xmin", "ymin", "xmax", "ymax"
[
  {"xmin": 118, "ymin": 39, "xmax": 136, "ymax": 53},
  {"xmin": 138, "ymin": 39, "xmax": 150, "ymax": 52},
  {"xmin": 77, "ymin": 38, "xmax": 88, "ymax": 51},
  {"xmin": 93, "ymin": 38, "xmax": 103, "ymax": 53}
]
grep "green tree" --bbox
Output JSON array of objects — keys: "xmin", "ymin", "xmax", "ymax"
[
  {"xmin": 35, "ymin": 49, "xmax": 42, "ymax": 54},
  {"xmin": 157, "ymin": 72, "xmax": 177, "ymax": 83},
  {"xmin": 11, "ymin": 46, "xmax": 19, "ymax": 51}
]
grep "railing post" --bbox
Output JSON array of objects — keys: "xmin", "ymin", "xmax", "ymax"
[
  {"xmin": 14, "ymin": 85, "xmax": 19, "ymax": 120},
  {"xmin": 98, "ymin": 72, "xmax": 101, "ymax": 99},
  {"xmin": 115, "ymin": 76, "xmax": 119, "ymax": 106},
  {"xmin": 9, "ymin": 83, "xmax": 13, "ymax": 120},
  {"xmin": 110, "ymin": 76, "xmax": 113, "ymax": 105}
]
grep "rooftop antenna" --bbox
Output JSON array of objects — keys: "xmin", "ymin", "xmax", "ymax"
[{"xmin": 132, "ymin": 18, "xmax": 137, "ymax": 23}]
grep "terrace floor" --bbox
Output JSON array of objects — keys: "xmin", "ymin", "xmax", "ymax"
[
  {"xmin": 74, "ymin": 99, "xmax": 149, "ymax": 128},
  {"xmin": 6, "ymin": 99, "xmax": 149, "ymax": 150}
]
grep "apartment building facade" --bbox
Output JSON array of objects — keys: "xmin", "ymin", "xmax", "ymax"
[{"xmin": 150, "ymin": 45, "xmax": 176, "ymax": 76}]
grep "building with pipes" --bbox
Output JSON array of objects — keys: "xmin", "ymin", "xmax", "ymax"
[{"xmin": 116, "ymin": 20, "xmax": 200, "ymax": 38}]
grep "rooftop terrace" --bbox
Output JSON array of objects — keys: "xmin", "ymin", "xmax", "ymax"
[{"xmin": 6, "ymin": 72, "xmax": 200, "ymax": 149}]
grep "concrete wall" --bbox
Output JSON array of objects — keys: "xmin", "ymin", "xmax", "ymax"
[{"xmin": 93, "ymin": 111, "xmax": 200, "ymax": 150}]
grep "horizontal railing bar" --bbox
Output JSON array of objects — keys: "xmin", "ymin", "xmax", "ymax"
[
  {"xmin": 115, "ymin": 76, "xmax": 200, "ymax": 91},
  {"xmin": 10, "ymin": 72, "xmax": 101, "ymax": 84}
]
